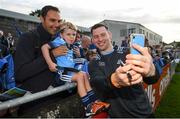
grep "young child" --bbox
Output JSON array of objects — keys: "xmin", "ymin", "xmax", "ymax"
[{"xmin": 41, "ymin": 21, "xmax": 110, "ymax": 117}]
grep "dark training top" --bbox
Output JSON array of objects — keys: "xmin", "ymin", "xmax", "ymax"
[{"xmin": 88, "ymin": 49, "xmax": 160, "ymax": 118}]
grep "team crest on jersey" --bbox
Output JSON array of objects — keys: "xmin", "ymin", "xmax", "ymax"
[
  {"xmin": 116, "ymin": 47, "xmax": 124, "ymax": 54},
  {"xmin": 98, "ymin": 61, "xmax": 105, "ymax": 66},
  {"xmin": 117, "ymin": 59, "xmax": 121, "ymax": 65}
]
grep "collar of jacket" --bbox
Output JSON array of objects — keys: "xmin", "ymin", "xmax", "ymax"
[{"xmin": 37, "ymin": 23, "xmax": 52, "ymax": 42}]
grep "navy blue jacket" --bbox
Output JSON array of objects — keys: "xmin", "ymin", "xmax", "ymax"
[{"xmin": 14, "ymin": 24, "xmax": 57, "ymax": 93}]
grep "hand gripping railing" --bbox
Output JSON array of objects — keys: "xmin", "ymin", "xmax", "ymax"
[{"xmin": 0, "ymin": 82, "xmax": 76, "ymax": 111}]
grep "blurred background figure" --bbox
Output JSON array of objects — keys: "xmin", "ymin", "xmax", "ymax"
[
  {"xmin": 0, "ymin": 30, "xmax": 8, "ymax": 49},
  {"xmin": 81, "ymin": 35, "xmax": 97, "ymax": 61},
  {"xmin": 74, "ymin": 30, "xmax": 82, "ymax": 48},
  {"xmin": 81, "ymin": 35, "xmax": 91, "ymax": 57},
  {"xmin": 0, "ymin": 30, "xmax": 9, "ymax": 57},
  {"xmin": 6, "ymin": 32, "xmax": 14, "ymax": 49},
  {"xmin": 121, "ymin": 35, "xmax": 130, "ymax": 48}
]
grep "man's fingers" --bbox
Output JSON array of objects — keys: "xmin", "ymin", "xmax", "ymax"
[
  {"xmin": 60, "ymin": 45, "xmax": 68, "ymax": 49},
  {"xmin": 126, "ymin": 59, "xmax": 146, "ymax": 68},
  {"xmin": 132, "ymin": 73, "xmax": 142, "ymax": 80},
  {"xmin": 131, "ymin": 65, "xmax": 145, "ymax": 74},
  {"xmin": 128, "ymin": 70, "xmax": 136, "ymax": 76},
  {"xmin": 130, "ymin": 76, "xmax": 143, "ymax": 85},
  {"xmin": 117, "ymin": 65, "xmax": 132, "ymax": 73},
  {"xmin": 52, "ymin": 46, "xmax": 68, "ymax": 57},
  {"xmin": 116, "ymin": 73, "xmax": 142, "ymax": 86},
  {"xmin": 126, "ymin": 54, "xmax": 147, "ymax": 63},
  {"xmin": 132, "ymin": 44, "xmax": 149, "ymax": 56}
]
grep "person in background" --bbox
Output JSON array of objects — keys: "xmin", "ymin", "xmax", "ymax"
[
  {"xmin": 81, "ymin": 35, "xmax": 91, "ymax": 52},
  {"xmin": 0, "ymin": 30, "xmax": 8, "ymax": 48},
  {"xmin": 88, "ymin": 23, "xmax": 160, "ymax": 118},
  {"xmin": 81, "ymin": 35, "xmax": 92, "ymax": 58},
  {"xmin": 80, "ymin": 35, "xmax": 97, "ymax": 61},
  {"xmin": 121, "ymin": 35, "xmax": 130, "ymax": 48},
  {"xmin": 6, "ymin": 32, "xmax": 14, "ymax": 49},
  {"xmin": 69, "ymin": 30, "xmax": 82, "ymax": 58},
  {"xmin": 0, "ymin": 44, "xmax": 9, "ymax": 58},
  {"xmin": 74, "ymin": 30, "xmax": 82, "ymax": 47}
]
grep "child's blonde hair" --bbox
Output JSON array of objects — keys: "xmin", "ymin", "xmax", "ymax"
[{"xmin": 59, "ymin": 21, "xmax": 77, "ymax": 33}]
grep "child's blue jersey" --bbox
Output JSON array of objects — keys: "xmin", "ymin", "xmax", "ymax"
[{"xmin": 48, "ymin": 37, "xmax": 75, "ymax": 68}]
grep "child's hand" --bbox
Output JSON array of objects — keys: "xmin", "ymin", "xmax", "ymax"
[
  {"xmin": 73, "ymin": 47, "xmax": 81, "ymax": 57},
  {"xmin": 48, "ymin": 63, "xmax": 57, "ymax": 72}
]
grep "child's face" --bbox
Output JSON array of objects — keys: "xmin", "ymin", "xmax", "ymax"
[{"xmin": 61, "ymin": 29, "xmax": 76, "ymax": 44}]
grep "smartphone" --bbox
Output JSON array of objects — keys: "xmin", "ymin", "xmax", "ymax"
[{"xmin": 130, "ymin": 34, "xmax": 145, "ymax": 54}]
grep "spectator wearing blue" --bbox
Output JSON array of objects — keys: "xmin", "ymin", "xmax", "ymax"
[
  {"xmin": 41, "ymin": 21, "xmax": 110, "ymax": 117},
  {"xmin": 0, "ymin": 30, "xmax": 8, "ymax": 49}
]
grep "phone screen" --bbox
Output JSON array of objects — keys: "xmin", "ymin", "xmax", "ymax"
[{"xmin": 130, "ymin": 34, "xmax": 145, "ymax": 54}]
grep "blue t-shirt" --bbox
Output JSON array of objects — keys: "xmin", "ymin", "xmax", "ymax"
[{"xmin": 48, "ymin": 37, "xmax": 75, "ymax": 68}]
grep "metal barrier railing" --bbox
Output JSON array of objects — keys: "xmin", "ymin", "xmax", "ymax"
[
  {"xmin": 0, "ymin": 82, "xmax": 76, "ymax": 111},
  {"xmin": 0, "ymin": 59, "xmax": 178, "ymax": 111}
]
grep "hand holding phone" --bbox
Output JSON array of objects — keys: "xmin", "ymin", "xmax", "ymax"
[{"xmin": 130, "ymin": 34, "xmax": 145, "ymax": 55}]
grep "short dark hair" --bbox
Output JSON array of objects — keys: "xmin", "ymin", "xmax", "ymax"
[
  {"xmin": 41, "ymin": 5, "xmax": 60, "ymax": 18},
  {"xmin": 90, "ymin": 23, "xmax": 108, "ymax": 34}
]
